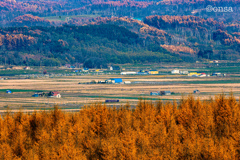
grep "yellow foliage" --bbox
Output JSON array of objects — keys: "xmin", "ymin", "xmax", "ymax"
[
  {"xmin": 0, "ymin": 95, "xmax": 239, "ymax": 159},
  {"xmin": 161, "ymin": 44, "xmax": 196, "ymax": 54}
]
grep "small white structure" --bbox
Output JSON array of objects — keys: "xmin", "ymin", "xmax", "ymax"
[
  {"xmin": 199, "ymin": 73, "xmax": 206, "ymax": 77},
  {"xmin": 199, "ymin": 74, "xmax": 206, "ymax": 77},
  {"xmin": 180, "ymin": 70, "xmax": 189, "ymax": 74},
  {"xmin": 212, "ymin": 72, "xmax": 221, "ymax": 76},
  {"xmin": 121, "ymin": 72, "xmax": 137, "ymax": 75},
  {"xmin": 124, "ymin": 81, "xmax": 131, "ymax": 84},
  {"xmin": 24, "ymin": 66, "xmax": 30, "ymax": 70},
  {"xmin": 105, "ymin": 79, "xmax": 112, "ymax": 83},
  {"xmin": 171, "ymin": 70, "xmax": 180, "ymax": 74}
]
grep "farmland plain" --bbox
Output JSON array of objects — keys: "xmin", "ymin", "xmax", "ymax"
[{"xmin": 0, "ymin": 73, "xmax": 240, "ymax": 112}]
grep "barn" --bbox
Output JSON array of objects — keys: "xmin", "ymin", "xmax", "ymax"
[
  {"xmin": 112, "ymin": 78, "xmax": 122, "ymax": 83},
  {"xmin": 193, "ymin": 90, "xmax": 200, "ymax": 94},
  {"xmin": 150, "ymin": 92, "xmax": 159, "ymax": 96},
  {"xmin": 106, "ymin": 78, "xmax": 123, "ymax": 84},
  {"xmin": 105, "ymin": 100, "xmax": 119, "ymax": 103},
  {"xmin": 160, "ymin": 91, "xmax": 171, "ymax": 96},
  {"xmin": 49, "ymin": 91, "xmax": 61, "ymax": 98},
  {"xmin": 148, "ymin": 70, "xmax": 159, "ymax": 75},
  {"xmin": 171, "ymin": 70, "xmax": 180, "ymax": 74},
  {"xmin": 6, "ymin": 90, "xmax": 12, "ymax": 94}
]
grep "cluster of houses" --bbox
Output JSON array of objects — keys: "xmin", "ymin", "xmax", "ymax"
[
  {"xmin": 187, "ymin": 72, "xmax": 226, "ymax": 77},
  {"xmin": 121, "ymin": 70, "xmax": 159, "ymax": 75},
  {"xmin": 171, "ymin": 69, "xmax": 226, "ymax": 77},
  {"xmin": 150, "ymin": 89, "xmax": 201, "ymax": 96},
  {"xmin": 188, "ymin": 72, "xmax": 208, "ymax": 77},
  {"xmin": 4, "ymin": 90, "xmax": 61, "ymax": 98},
  {"xmin": 98, "ymin": 78, "xmax": 131, "ymax": 84},
  {"xmin": 171, "ymin": 70, "xmax": 189, "ymax": 74},
  {"xmin": 32, "ymin": 91, "xmax": 61, "ymax": 98}
]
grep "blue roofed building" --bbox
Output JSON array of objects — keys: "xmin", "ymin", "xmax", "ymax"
[{"xmin": 6, "ymin": 90, "xmax": 12, "ymax": 94}]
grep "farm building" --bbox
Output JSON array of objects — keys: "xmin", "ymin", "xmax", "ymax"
[
  {"xmin": 65, "ymin": 64, "xmax": 71, "ymax": 68},
  {"xmin": 24, "ymin": 66, "xmax": 30, "ymax": 70},
  {"xmin": 124, "ymin": 81, "xmax": 131, "ymax": 84},
  {"xmin": 148, "ymin": 70, "xmax": 159, "ymax": 75},
  {"xmin": 95, "ymin": 69, "xmax": 103, "ymax": 72},
  {"xmin": 111, "ymin": 78, "xmax": 122, "ymax": 83},
  {"xmin": 32, "ymin": 94, "xmax": 39, "ymax": 97},
  {"xmin": 82, "ymin": 68, "xmax": 89, "ymax": 72},
  {"xmin": 34, "ymin": 91, "xmax": 44, "ymax": 97},
  {"xmin": 212, "ymin": 72, "xmax": 221, "ymax": 76},
  {"xmin": 188, "ymin": 72, "xmax": 200, "ymax": 77},
  {"xmin": 110, "ymin": 66, "xmax": 120, "ymax": 71},
  {"xmin": 171, "ymin": 70, "xmax": 180, "ymax": 74},
  {"xmin": 193, "ymin": 90, "xmax": 200, "ymax": 94},
  {"xmin": 98, "ymin": 81, "xmax": 106, "ymax": 84},
  {"xmin": 105, "ymin": 78, "xmax": 123, "ymax": 84},
  {"xmin": 6, "ymin": 90, "xmax": 12, "ymax": 94},
  {"xmin": 49, "ymin": 91, "xmax": 61, "ymax": 98},
  {"xmin": 121, "ymin": 72, "xmax": 137, "ymax": 75},
  {"xmin": 160, "ymin": 91, "xmax": 171, "ymax": 95},
  {"xmin": 105, "ymin": 100, "xmax": 119, "ymax": 103},
  {"xmin": 105, "ymin": 79, "xmax": 112, "ymax": 83},
  {"xmin": 137, "ymin": 72, "xmax": 148, "ymax": 75},
  {"xmin": 199, "ymin": 73, "xmax": 206, "ymax": 77},
  {"xmin": 180, "ymin": 70, "xmax": 189, "ymax": 74},
  {"xmin": 150, "ymin": 92, "xmax": 159, "ymax": 95}
]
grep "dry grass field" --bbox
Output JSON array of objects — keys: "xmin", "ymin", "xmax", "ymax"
[{"xmin": 0, "ymin": 74, "xmax": 239, "ymax": 111}]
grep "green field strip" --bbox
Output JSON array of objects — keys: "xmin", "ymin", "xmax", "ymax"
[
  {"xmin": 184, "ymin": 80, "xmax": 240, "ymax": 84},
  {"xmin": 0, "ymin": 70, "xmax": 40, "ymax": 76},
  {"xmin": 0, "ymin": 89, "xmax": 47, "ymax": 92},
  {"xmin": 132, "ymin": 79, "xmax": 240, "ymax": 85}
]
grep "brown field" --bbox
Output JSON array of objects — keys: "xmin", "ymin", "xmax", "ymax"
[{"xmin": 0, "ymin": 75, "xmax": 239, "ymax": 111}]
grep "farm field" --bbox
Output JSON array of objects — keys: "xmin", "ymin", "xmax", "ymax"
[{"xmin": 0, "ymin": 74, "xmax": 240, "ymax": 112}]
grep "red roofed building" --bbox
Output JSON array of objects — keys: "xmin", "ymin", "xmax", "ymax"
[{"xmin": 49, "ymin": 91, "xmax": 61, "ymax": 98}]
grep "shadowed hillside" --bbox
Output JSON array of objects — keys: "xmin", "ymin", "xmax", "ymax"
[{"xmin": 0, "ymin": 24, "xmax": 180, "ymax": 66}]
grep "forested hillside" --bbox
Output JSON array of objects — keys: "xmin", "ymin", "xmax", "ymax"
[
  {"xmin": 67, "ymin": 15, "xmax": 240, "ymax": 61},
  {"xmin": 0, "ymin": 0, "xmax": 240, "ymax": 65},
  {"xmin": 1, "ymin": 94, "xmax": 240, "ymax": 159},
  {"xmin": 0, "ymin": 24, "xmax": 179, "ymax": 66},
  {"xmin": 143, "ymin": 15, "xmax": 240, "ymax": 60}
]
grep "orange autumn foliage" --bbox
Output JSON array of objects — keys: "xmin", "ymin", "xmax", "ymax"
[
  {"xmin": 0, "ymin": 94, "xmax": 240, "ymax": 159},
  {"xmin": 161, "ymin": 44, "xmax": 196, "ymax": 54}
]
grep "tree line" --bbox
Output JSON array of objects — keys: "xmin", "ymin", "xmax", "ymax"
[{"xmin": 0, "ymin": 94, "xmax": 240, "ymax": 159}]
